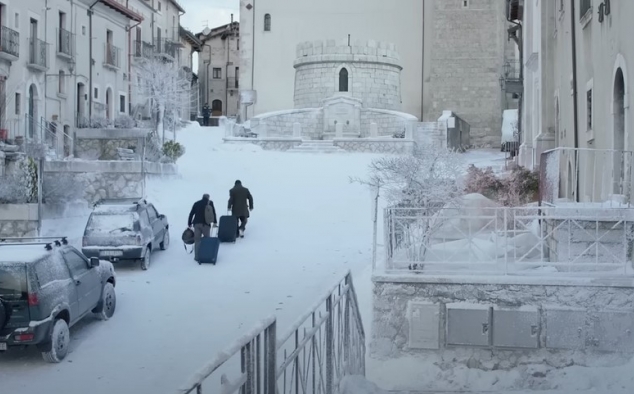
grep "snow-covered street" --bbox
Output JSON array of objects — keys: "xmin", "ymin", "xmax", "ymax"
[{"xmin": 0, "ymin": 123, "xmax": 387, "ymax": 393}]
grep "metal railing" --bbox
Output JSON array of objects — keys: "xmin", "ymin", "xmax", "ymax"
[
  {"xmin": 155, "ymin": 39, "xmax": 179, "ymax": 59},
  {"xmin": 28, "ymin": 38, "xmax": 48, "ymax": 68},
  {"xmin": 134, "ymin": 40, "xmax": 154, "ymax": 58},
  {"xmin": 0, "ymin": 25, "xmax": 20, "ymax": 58},
  {"xmin": 502, "ymin": 59, "xmax": 521, "ymax": 81},
  {"xmin": 384, "ymin": 205, "xmax": 634, "ymax": 276},
  {"xmin": 57, "ymin": 28, "xmax": 74, "ymax": 57},
  {"xmin": 540, "ymin": 147, "xmax": 634, "ymax": 205},
  {"xmin": 227, "ymin": 77, "xmax": 239, "ymax": 89},
  {"xmin": 20, "ymin": 114, "xmax": 74, "ymax": 158},
  {"xmin": 177, "ymin": 272, "xmax": 366, "ymax": 394},
  {"xmin": 105, "ymin": 43, "xmax": 121, "ymax": 68}
]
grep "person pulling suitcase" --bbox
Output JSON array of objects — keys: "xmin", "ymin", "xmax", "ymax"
[
  {"xmin": 187, "ymin": 193, "xmax": 218, "ymax": 262},
  {"xmin": 227, "ymin": 180, "xmax": 254, "ymax": 238}
]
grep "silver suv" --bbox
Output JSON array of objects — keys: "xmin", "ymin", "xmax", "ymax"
[{"xmin": 0, "ymin": 237, "xmax": 116, "ymax": 363}]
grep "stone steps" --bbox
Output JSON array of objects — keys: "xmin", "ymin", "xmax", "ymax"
[{"xmin": 287, "ymin": 140, "xmax": 346, "ymax": 154}]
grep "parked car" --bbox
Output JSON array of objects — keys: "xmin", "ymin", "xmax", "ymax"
[
  {"xmin": 81, "ymin": 198, "xmax": 169, "ymax": 271},
  {"xmin": 0, "ymin": 237, "xmax": 116, "ymax": 363}
]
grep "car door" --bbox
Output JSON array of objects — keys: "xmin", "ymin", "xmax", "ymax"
[
  {"xmin": 62, "ymin": 250, "xmax": 102, "ymax": 315},
  {"xmin": 146, "ymin": 204, "xmax": 164, "ymax": 244}
]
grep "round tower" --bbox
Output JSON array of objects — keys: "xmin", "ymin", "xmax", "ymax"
[{"xmin": 293, "ymin": 39, "xmax": 403, "ymax": 111}]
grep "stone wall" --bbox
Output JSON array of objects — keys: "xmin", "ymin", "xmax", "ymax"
[
  {"xmin": 0, "ymin": 204, "xmax": 39, "ymax": 237},
  {"xmin": 361, "ymin": 109, "xmax": 418, "ymax": 138},
  {"xmin": 43, "ymin": 161, "xmax": 178, "ymax": 204},
  {"xmin": 334, "ymin": 138, "xmax": 414, "ymax": 154},
  {"xmin": 251, "ymin": 109, "xmax": 323, "ymax": 138},
  {"xmin": 294, "ymin": 40, "xmax": 402, "ymax": 110},
  {"xmin": 371, "ymin": 274, "xmax": 634, "ymax": 377},
  {"xmin": 73, "ymin": 128, "xmax": 150, "ymax": 160},
  {"xmin": 223, "ymin": 137, "xmax": 303, "ymax": 151}
]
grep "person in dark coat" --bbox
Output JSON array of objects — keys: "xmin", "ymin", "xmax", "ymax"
[
  {"xmin": 188, "ymin": 193, "xmax": 217, "ymax": 261},
  {"xmin": 228, "ymin": 180, "xmax": 253, "ymax": 238},
  {"xmin": 202, "ymin": 103, "xmax": 211, "ymax": 126}
]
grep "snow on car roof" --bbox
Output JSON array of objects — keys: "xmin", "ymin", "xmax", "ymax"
[
  {"xmin": 0, "ymin": 244, "xmax": 56, "ymax": 263},
  {"xmin": 93, "ymin": 204, "xmax": 138, "ymax": 214}
]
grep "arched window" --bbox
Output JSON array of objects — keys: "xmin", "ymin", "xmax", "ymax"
[
  {"xmin": 339, "ymin": 68, "xmax": 349, "ymax": 92},
  {"xmin": 264, "ymin": 14, "xmax": 271, "ymax": 31}
]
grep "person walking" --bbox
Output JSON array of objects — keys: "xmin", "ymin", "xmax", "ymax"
[
  {"xmin": 202, "ymin": 103, "xmax": 211, "ymax": 126},
  {"xmin": 228, "ymin": 180, "xmax": 253, "ymax": 238},
  {"xmin": 188, "ymin": 193, "xmax": 217, "ymax": 261}
]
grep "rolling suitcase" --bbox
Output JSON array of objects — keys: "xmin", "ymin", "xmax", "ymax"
[
  {"xmin": 198, "ymin": 232, "xmax": 220, "ymax": 265},
  {"xmin": 218, "ymin": 215, "xmax": 238, "ymax": 243}
]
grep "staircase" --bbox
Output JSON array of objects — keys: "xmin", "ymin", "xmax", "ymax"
[{"xmin": 287, "ymin": 140, "xmax": 347, "ymax": 153}]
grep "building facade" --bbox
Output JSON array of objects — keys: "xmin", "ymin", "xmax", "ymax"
[
  {"xmin": 0, "ymin": 0, "xmax": 195, "ymax": 158},
  {"xmin": 520, "ymin": 0, "xmax": 633, "ymax": 202},
  {"xmin": 197, "ymin": 21, "xmax": 240, "ymax": 118},
  {"xmin": 239, "ymin": 0, "xmax": 516, "ymax": 146}
]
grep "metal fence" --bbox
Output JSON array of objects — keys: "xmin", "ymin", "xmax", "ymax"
[
  {"xmin": 105, "ymin": 43, "xmax": 121, "ymax": 68},
  {"xmin": 540, "ymin": 147, "xmax": 634, "ymax": 205},
  {"xmin": 177, "ymin": 272, "xmax": 366, "ymax": 394},
  {"xmin": 384, "ymin": 205, "xmax": 634, "ymax": 276},
  {"xmin": 58, "ymin": 28, "xmax": 74, "ymax": 57},
  {"xmin": 1, "ymin": 25, "xmax": 20, "ymax": 58}
]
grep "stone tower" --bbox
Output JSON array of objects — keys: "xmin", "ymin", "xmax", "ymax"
[{"xmin": 422, "ymin": 0, "xmax": 515, "ymax": 146}]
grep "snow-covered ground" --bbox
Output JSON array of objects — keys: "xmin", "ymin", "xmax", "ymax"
[{"xmin": 4, "ymin": 123, "xmax": 630, "ymax": 394}]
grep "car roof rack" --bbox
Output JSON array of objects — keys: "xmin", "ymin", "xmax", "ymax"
[
  {"xmin": 93, "ymin": 197, "xmax": 147, "ymax": 208},
  {"xmin": 0, "ymin": 236, "xmax": 69, "ymax": 251}
]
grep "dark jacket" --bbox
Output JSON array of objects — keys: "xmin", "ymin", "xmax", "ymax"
[
  {"xmin": 188, "ymin": 198, "xmax": 217, "ymax": 226},
  {"xmin": 228, "ymin": 185, "xmax": 253, "ymax": 218},
  {"xmin": 202, "ymin": 106, "xmax": 211, "ymax": 118}
]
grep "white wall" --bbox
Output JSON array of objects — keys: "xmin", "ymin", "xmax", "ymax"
[{"xmin": 239, "ymin": 0, "xmax": 424, "ymax": 119}]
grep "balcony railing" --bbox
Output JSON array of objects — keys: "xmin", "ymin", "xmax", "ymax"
[
  {"xmin": 57, "ymin": 28, "xmax": 74, "ymax": 57},
  {"xmin": 0, "ymin": 25, "xmax": 20, "ymax": 58},
  {"xmin": 227, "ymin": 77, "xmax": 239, "ymax": 89},
  {"xmin": 155, "ymin": 39, "xmax": 179, "ymax": 59},
  {"xmin": 500, "ymin": 59, "xmax": 522, "ymax": 94},
  {"xmin": 134, "ymin": 40, "xmax": 154, "ymax": 58},
  {"xmin": 28, "ymin": 38, "xmax": 48, "ymax": 69},
  {"xmin": 105, "ymin": 43, "xmax": 121, "ymax": 68}
]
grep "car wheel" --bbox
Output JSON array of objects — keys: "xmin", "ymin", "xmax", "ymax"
[
  {"xmin": 95, "ymin": 283, "xmax": 116, "ymax": 321},
  {"xmin": 41, "ymin": 319, "xmax": 70, "ymax": 363},
  {"xmin": 140, "ymin": 247, "xmax": 151, "ymax": 270},
  {"xmin": 160, "ymin": 229, "xmax": 170, "ymax": 250}
]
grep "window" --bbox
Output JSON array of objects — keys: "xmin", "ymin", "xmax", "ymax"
[
  {"xmin": 235, "ymin": 67, "xmax": 239, "ymax": 88},
  {"xmin": 158, "ymin": 1, "xmax": 162, "ymax": 11},
  {"xmin": 264, "ymin": 14, "xmax": 271, "ymax": 31},
  {"xmin": 94, "ymin": 87, "xmax": 99, "ymax": 99},
  {"xmin": 14, "ymin": 12, "xmax": 19, "ymax": 29},
  {"xmin": 462, "ymin": 0, "xmax": 469, "ymax": 8},
  {"xmin": 119, "ymin": 94, "xmax": 126, "ymax": 113},
  {"xmin": 580, "ymin": 0, "xmax": 592, "ymax": 19},
  {"xmin": 63, "ymin": 251, "xmax": 89, "ymax": 277},
  {"xmin": 15, "ymin": 93, "xmax": 20, "ymax": 115},
  {"xmin": 339, "ymin": 68, "xmax": 349, "ymax": 92},
  {"xmin": 213, "ymin": 68, "xmax": 222, "ymax": 79},
  {"xmin": 147, "ymin": 205, "xmax": 158, "ymax": 221},
  {"xmin": 35, "ymin": 258, "xmax": 70, "ymax": 288},
  {"xmin": 58, "ymin": 70, "xmax": 65, "ymax": 94},
  {"xmin": 586, "ymin": 88, "xmax": 593, "ymax": 131},
  {"xmin": 82, "ymin": 25, "xmax": 86, "ymax": 35}
]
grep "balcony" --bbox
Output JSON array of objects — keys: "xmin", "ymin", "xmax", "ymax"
[
  {"xmin": 506, "ymin": 0, "xmax": 524, "ymax": 21},
  {"xmin": 0, "ymin": 25, "xmax": 19, "ymax": 61},
  {"xmin": 57, "ymin": 28, "xmax": 74, "ymax": 60},
  {"xmin": 499, "ymin": 59, "xmax": 523, "ymax": 95},
  {"xmin": 155, "ymin": 39, "xmax": 181, "ymax": 61},
  {"xmin": 134, "ymin": 40, "xmax": 154, "ymax": 58},
  {"xmin": 104, "ymin": 43, "xmax": 121, "ymax": 69},
  {"xmin": 227, "ymin": 77, "xmax": 239, "ymax": 90},
  {"xmin": 28, "ymin": 38, "xmax": 48, "ymax": 71}
]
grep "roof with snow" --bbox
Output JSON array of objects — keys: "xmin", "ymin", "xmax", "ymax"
[{"xmin": 0, "ymin": 245, "xmax": 56, "ymax": 264}]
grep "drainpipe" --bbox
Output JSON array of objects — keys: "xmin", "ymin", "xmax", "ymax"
[
  {"xmin": 43, "ymin": 0, "xmax": 49, "ymax": 128},
  {"xmin": 202, "ymin": 43, "xmax": 211, "ymax": 105},
  {"xmin": 250, "ymin": 0, "xmax": 256, "ymax": 120},
  {"xmin": 570, "ymin": 0, "xmax": 580, "ymax": 202},
  {"xmin": 225, "ymin": 15, "xmax": 233, "ymax": 116},
  {"xmin": 420, "ymin": 0, "xmax": 424, "ymax": 120},
  {"xmin": 126, "ymin": 13, "xmax": 142, "ymax": 116},
  {"xmin": 88, "ymin": 0, "xmax": 100, "ymax": 120}
]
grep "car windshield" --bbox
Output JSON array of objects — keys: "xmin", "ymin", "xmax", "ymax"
[
  {"xmin": 85, "ymin": 213, "xmax": 137, "ymax": 235},
  {"xmin": 0, "ymin": 265, "xmax": 28, "ymax": 300}
]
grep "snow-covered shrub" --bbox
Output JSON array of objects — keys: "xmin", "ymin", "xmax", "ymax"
[
  {"xmin": 0, "ymin": 157, "xmax": 38, "ymax": 203},
  {"xmin": 87, "ymin": 117, "xmax": 112, "ymax": 129},
  {"xmin": 464, "ymin": 164, "xmax": 504, "ymax": 200},
  {"xmin": 114, "ymin": 115, "xmax": 136, "ymax": 129},
  {"xmin": 162, "ymin": 140, "xmax": 185, "ymax": 163}
]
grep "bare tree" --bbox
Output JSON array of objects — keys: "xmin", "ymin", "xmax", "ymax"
[{"xmin": 135, "ymin": 57, "xmax": 190, "ymax": 142}]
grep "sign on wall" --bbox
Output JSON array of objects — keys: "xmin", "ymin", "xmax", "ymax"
[{"xmin": 240, "ymin": 90, "xmax": 257, "ymax": 105}]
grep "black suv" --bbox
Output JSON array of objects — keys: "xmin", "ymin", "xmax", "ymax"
[
  {"xmin": 0, "ymin": 237, "xmax": 116, "ymax": 363},
  {"xmin": 81, "ymin": 198, "xmax": 170, "ymax": 270}
]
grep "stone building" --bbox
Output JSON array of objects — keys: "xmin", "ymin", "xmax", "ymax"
[
  {"xmin": 239, "ymin": 0, "xmax": 516, "ymax": 146},
  {"xmin": 197, "ymin": 21, "xmax": 240, "ymax": 117}
]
